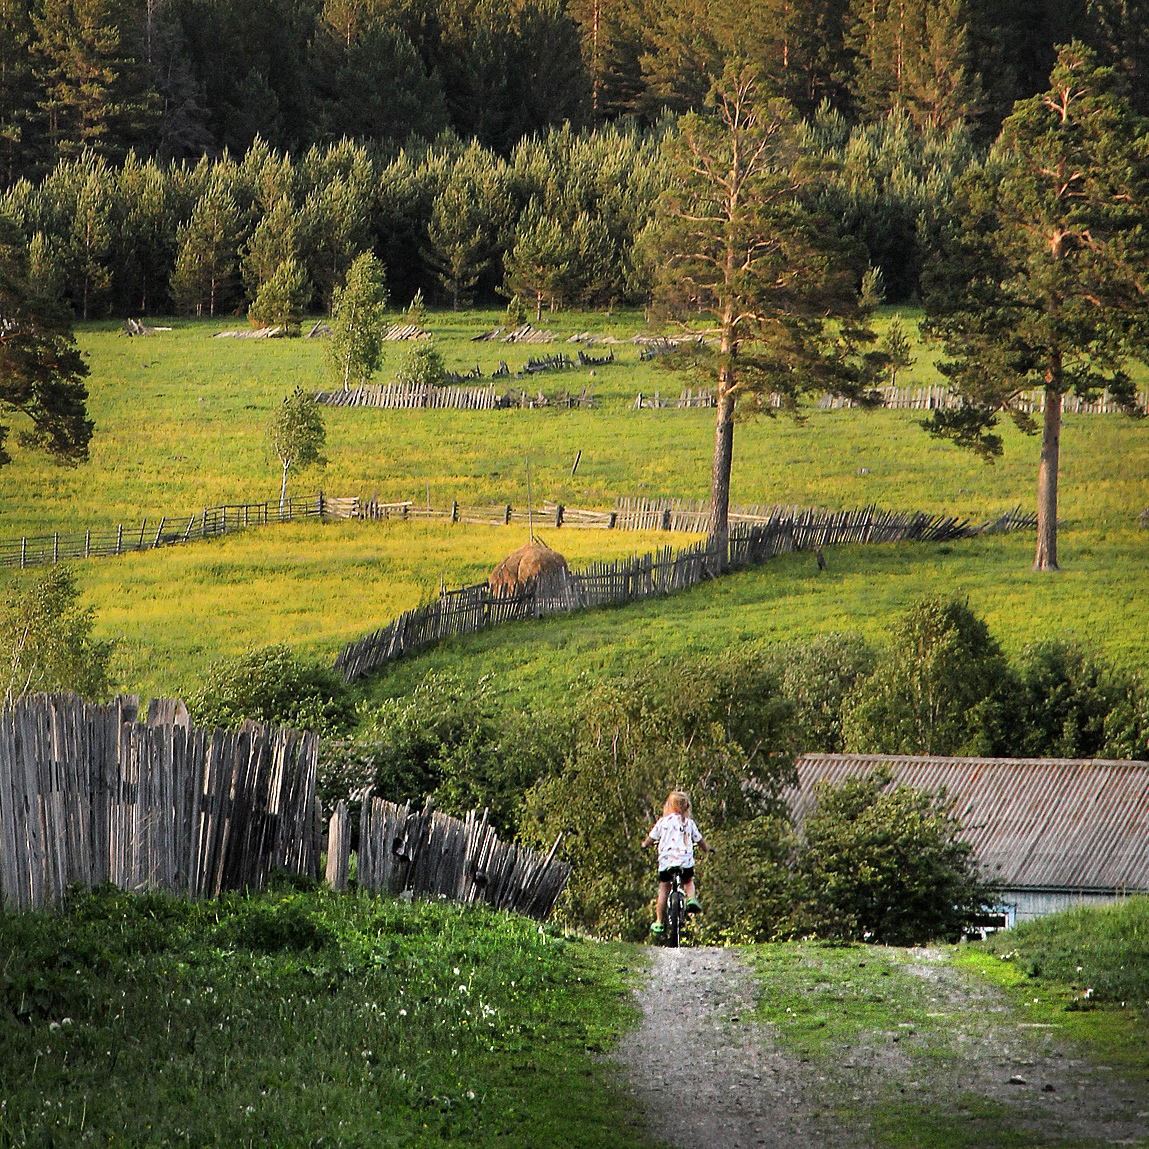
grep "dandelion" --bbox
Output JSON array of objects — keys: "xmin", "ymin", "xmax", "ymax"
[
  {"xmin": 466, "ymin": 1090, "xmax": 475, "ymax": 1100},
  {"xmin": 399, "ymin": 1009, "xmax": 407, "ymax": 1016}
]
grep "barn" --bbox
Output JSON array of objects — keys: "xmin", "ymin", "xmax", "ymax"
[{"xmin": 791, "ymin": 754, "xmax": 1149, "ymax": 926}]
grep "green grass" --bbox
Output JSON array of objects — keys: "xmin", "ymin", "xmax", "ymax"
[
  {"xmin": 0, "ymin": 306, "xmax": 1146, "ymax": 700},
  {"xmin": 744, "ymin": 923, "xmax": 1149, "ymax": 1149},
  {"xmin": 0, "ymin": 884, "xmax": 655, "ymax": 1149}
]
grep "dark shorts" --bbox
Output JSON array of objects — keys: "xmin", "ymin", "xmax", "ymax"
[{"xmin": 658, "ymin": 866, "xmax": 694, "ymax": 884}]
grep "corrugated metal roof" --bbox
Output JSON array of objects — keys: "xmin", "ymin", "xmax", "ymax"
[{"xmin": 790, "ymin": 755, "xmax": 1149, "ymax": 893}]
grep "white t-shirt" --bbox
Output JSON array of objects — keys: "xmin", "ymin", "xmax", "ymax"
[{"xmin": 648, "ymin": 813, "xmax": 702, "ymax": 870}]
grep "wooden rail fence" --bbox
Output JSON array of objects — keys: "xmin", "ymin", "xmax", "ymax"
[
  {"xmin": 334, "ymin": 504, "xmax": 993, "ymax": 683},
  {"xmin": 351, "ymin": 795, "xmax": 569, "ymax": 921},
  {"xmin": 0, "ymin": 693, "xmax": 319, "ymax": 910},
  {"xmin": 0, "ymin": 493, "xmax": 356, "ymax": 570}
]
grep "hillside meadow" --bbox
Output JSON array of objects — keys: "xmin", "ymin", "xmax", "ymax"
[{"xmin": 0, "ymin": 307, "xmax": 1146, "ymax": 700}]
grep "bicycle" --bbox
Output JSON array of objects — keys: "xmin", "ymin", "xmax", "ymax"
[{"xmin": 662, "ymin": 866, "xmax": 688, "ymax": 948}]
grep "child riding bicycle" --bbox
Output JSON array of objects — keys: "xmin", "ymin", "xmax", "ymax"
[{"xmin": 641, "ymin": 790, "xmax": 713, "ymax": 937}]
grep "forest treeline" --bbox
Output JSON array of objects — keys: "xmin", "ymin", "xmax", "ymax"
[
  {"xmin": 0, "ymin": 109, "xmax": 971, "ymax": 317},
  {"xmin": 3, "ymin": 0, "xmax": 1149, "ymax": 185}
]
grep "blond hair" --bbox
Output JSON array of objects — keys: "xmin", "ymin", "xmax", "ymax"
[{"xmin": 663, "ymin": 790, "xmax": 692, "ymax": 819}]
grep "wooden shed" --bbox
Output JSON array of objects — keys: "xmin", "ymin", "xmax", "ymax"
[{"xmin": 790, "ymin": 754, "xmax": 1149, "ymax": 926}]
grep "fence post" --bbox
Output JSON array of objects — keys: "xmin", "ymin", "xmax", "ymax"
[
  {"xmin": 318, "ymin": 491, "xmax": 325, "ymax": 518},
  {"xmin": 201, "ymin": 509, "xmax": 207, "ymax": 537},
  {"xmin": 222, "ymin": 506, "xmax": 226, "ymax": 533},
  {"xmin": 20, "ymin": 536, "xmax": 25, "ymax": 567},
  {"xmin": 137, "ymin": 519, "xmax": 147, "ymax": 550},
  {"xmin": 505, "ymin": 504, "xmax": 512, "ymax": 525},
  {"xmin": 116, "ymin": 525, "xmax": 123, "ymax": 555},
  {"xmin": 244, "ymin": 505, "xmax": 249, "ymax": 528},
  {"xmin": 153, "ymin": 517, "xmax": 165, "ymax": 548},
  {"xmin": 325, "ymin": 801, "xmax": 350, "ymax": 892},
  {"xmin": 53, "ymin": 532, "xmax": 58, "ymax": 563},
  {"xmin": 451, "ymin": 500, "xmax": 458, "ymax": 523},
  {"xmin": 85, "ymin": 529, "xmax": 91, "ymax": 559},
  {"xmin": 555, "ymin": 504, "xmax": 564, "ymax": 528}
]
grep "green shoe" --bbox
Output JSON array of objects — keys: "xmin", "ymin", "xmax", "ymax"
[
  {"xmin": 650, "ymin": 921, "xmax": 665, "ymax": 936},
  {"xmin": 686, "ymin": 898, "xmax": 703, "ymax": 914}
]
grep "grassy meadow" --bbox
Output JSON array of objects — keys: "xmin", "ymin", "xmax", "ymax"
[
  {"xmin": 0, "ymin": 885, "xmax": 654, "ymax": 1148},
  {"xmin": 0, "ymin": 307, "xmax": 1146, "ymax": 699}
]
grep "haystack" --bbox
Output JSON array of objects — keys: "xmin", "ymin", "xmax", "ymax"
[{"xmin": 489, "ymin": 540, "xmax": 569, "ymax": 595}]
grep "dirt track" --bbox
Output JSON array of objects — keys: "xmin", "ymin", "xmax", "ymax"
[{"xmin": 614, "ymin": 946, "xmax": 1149, "ymax": 1149}]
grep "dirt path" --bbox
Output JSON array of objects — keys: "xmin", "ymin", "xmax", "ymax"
[
  {"xmin": 615, "ymin": 945, "xmax": 1149, "ymax": 1149},
  {"xmin": 614, "ymin": 947, "xmax": 848, "ymax": 1149}
]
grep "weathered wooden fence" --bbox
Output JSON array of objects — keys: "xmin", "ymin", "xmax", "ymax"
[
  {"xmin": 817, "ymin": 386, "xmax": 1149, "ymax": 414},
  {"xmin": 0, "ymin": 493, "xmax": 357, "ymax": 570},
  {"xmin": 0, "ymin": 693, "xmax": 319, "ymax": 910},
  {"xmin": 353, "ymin": 795, "xmax": 569, "ymax": 921},
  {"xmin": 334, "ymin": 505, "xmax": 988, "ymax": 683},
  {"xmin": 315, "ymin": 382, "xmax": 499, "ymax": 410}
]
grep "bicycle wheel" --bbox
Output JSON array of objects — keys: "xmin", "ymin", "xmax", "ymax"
[{"xmin": 666, "ymin": 890, "xmax": 684, "ymax": 947}]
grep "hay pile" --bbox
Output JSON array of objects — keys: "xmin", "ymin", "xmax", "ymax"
[{"xmin": 489, "ymin": 541, "xmax": 569, "ymax": 594}]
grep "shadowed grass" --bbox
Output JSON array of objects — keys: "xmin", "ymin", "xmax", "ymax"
[{"xmin": 0, "ymin": 885, "xmax": 655, "ymax": 1149}]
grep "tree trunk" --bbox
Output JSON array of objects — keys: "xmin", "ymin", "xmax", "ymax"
[
  {"xmin": 535, "ymin": 291, "xmax": 542, "ymax": 322},
  {"xmin": 706, "ymin": 388, "xmax": 735, "ymax": 573},
  {"xmin": 1033, "ymin": 386, "xmax": 1061, "ymax": 571},
  {"xmin": 280, "ymin": 460, "xmax": 290, "ymax": 518}
]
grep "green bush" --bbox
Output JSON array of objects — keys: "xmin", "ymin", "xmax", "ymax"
[
  {"xmin": 1017, "ymin": 641, "xmax": 1131, "ymax": 759},
  {"xmin": 187, "ymin": 644, "xmax": 356, "ymax": 736},
  {"xmin": 396, "ymin": 339, "xmax": 445, "ymax": 387},
  {"xmin": 765, "ymin": 633, "xmax": 875, "ymax": 753},
  {"xmin": 793, "ymin": 768, "xmax": 998, "ymax": 944},
  {"xmin": 843, "ymin": 597, "xmax": 1016, "ymax": 755},
  {"xmin": 325, "ymin": 672, "xmax": 573, "ymax": 834}
]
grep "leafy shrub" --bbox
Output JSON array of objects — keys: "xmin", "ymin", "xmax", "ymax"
[
  {"xmin": 793, "ymin": 768, "xmax": 998, "ymax": 944},
  {"xmin": 187, "ymin": 644, "xmax": 356, "ymax": 736},
  {"xmin": 843, "ymin": 597, "xmax": 1016, "ymax": 755},
  {"xmin": 1016, "ymin": 641, "xmax": 1129, "ymax": 758},
  {"xmin": 396, "ymin": 339, "xmax": 445, "ymax": 387},
  {"xmin": 1, "ymin": 566, "xmax": 113, "ymax": 704},
  {"xmin": 765, "ymin": 634, "xmax": 875, "ymax": 753},
  {"xmin": 330, "ymin": 672, "xmax": 572, "ymax": 834},
  {"xmin": 695, "ymin": 814, "xmax": 797, "ymax": 944}
]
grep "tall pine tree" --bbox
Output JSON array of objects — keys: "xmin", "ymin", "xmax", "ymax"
[{"xmin": 923, "ymin": 42, "xmax": 1149, "ymax": 571}]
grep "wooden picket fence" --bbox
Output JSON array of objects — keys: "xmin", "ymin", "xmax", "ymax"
[
  {"xmin": 817, "ymin": 385, "xmax": 1149, "ymax": 413},
  {"xmin": 334, "ymin": 504, "xmax": 986, "ymax": 683},
  {"xmin": 315, "ymin": 382, "xmax": 499, "ymax": 410},
  {"xmin": 0, "ymin": 493, "xmax": 356, "ymax": 570},
  {"xmin": 0, "ymin": 693, "xmax": 319, "ymax": 910},
  {"xmin": 340, "ymin": 795, "xmax": 569, "ymax": 921}
]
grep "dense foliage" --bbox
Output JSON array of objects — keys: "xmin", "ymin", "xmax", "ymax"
[
  {"xmin": 792, "ymin": 768, "xmax": 998, "ymax": 944},
  {"xmin": 306, "ymin": 598, "xmax": 1149, "ymax": 943},
  {"xmin": 2, "ymin": 0, "xmax": 1147, "ymax": 189},
  {"xmin": 186, "ymin": 643, "xmax": 356, "ymax": 735}
]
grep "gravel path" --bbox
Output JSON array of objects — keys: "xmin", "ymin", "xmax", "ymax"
[
  {"xmin": 614, "ymin": 947, "xmax": 848, "ymax": 1149},
  {"xmin": 615, "ymin": 945, "xmax": 1149, "ymax": 1149}
]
